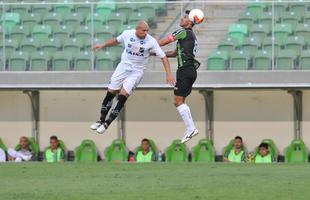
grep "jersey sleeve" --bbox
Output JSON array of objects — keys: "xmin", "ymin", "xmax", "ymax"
[
  {"xmin": 152, "ymin": 39, "xmax": 166, "ymax": 58},
  {"xmin": 167, "ymin": 29, "xmax": 187, "ymax": 42},
  {"xmin": 116, "ymin": 30, "xmax": 128, "ymax": 43}
]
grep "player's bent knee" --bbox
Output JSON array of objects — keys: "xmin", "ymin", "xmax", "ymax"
[{"xmin": 174, "ymin": 97, "xmax": 184, "ymax": 107}]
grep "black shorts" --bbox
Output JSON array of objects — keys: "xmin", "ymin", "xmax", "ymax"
[{"xmin": 174, "ymin": 66, "xmax": 197, "ymax": 97}]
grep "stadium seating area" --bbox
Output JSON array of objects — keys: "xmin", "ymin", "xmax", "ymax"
[
  {"xmin": 207, "ymin": 1, "xmax": 310, "ymax": 70},
  {"xmin": 0, "ymin": 0, "xmax": 166, "ymax": 71},
  {"xmin": 1, "ymin": 137, "xmax": 309, "ymax": 163}
]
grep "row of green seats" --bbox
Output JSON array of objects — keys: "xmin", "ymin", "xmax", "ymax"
[
  {"xmin": 0, "ymin": 37, "xmax": 123, "ymax": 55},
  {"xmin": 207, "ymin": 49, "xmax": 310, "ymax": 70},
  {"xmin": 0, "ymin": 11, "xmax": 149, "ymax": 34},
  {"xmin": 2, "ymin": 50, "xmax": 120, "ymax": 71}
]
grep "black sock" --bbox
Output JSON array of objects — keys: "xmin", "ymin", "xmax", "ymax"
[
  {"xmin": 100, "ymin": 91, "xmax": 115, "ymax": 122},
  {"xmin": 105, "ymin": 94, "xmax": 127, "ymax": 126}
]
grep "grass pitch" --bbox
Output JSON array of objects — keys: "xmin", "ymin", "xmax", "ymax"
[{"xmin": 1, "ymin": 163, "xmax": 310, "ymax": 200}]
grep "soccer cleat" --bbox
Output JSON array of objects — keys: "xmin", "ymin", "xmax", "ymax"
[
  {"xmin": 181, "ymin": 129, "xmax": 199, "ymax": 144},
  {"xmin": 90, "ymin": 121, "xmax": 102, "ymax": 130},
  {"xmin": 96, "ymin": 123, "xmax": 108, "ymax": 134}
]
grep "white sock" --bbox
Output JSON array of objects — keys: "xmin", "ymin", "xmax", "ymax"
[{"xmin": 177, "ymin": 104, "xmax": 196, "ymax": 132}]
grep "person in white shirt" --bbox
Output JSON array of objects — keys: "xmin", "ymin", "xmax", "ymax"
[
  {"xmin": 8, "ymin": 136, "xmax": 33, "ymax": 162},
  {"xmin": 91, "ymin": 21, "xmax": 175, "ymax": 134},
  {"xmin": 0, "ymin": 148, "xmax": 6, "ymax": 162}
]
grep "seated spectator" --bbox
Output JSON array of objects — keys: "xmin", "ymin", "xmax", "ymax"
[
  {"xmin": 255, "ymin": 142, "xmax": 274, "ymax": 163},
  {"xmin": 136, "ymin": 139, "xmax": 155, "ymax": 163},
  {"xmin": 223, "ymin": 136, "xmax": 246, "ymax": 163},
  {"xmin": 44, "ymin": 136, "xmax": 64, "ymax": 163},
  {"xmin": 0, "ymin": 147, "xmax": 6, "ymax": 162},
  {"xmin": 8, "ymin": 136, "xmax": 34, "ymax": 162}
]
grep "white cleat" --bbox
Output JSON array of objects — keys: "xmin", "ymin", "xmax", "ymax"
[
  {"xmin": 181, "ymin": 129, "xmax": 199, "ymax": 144},
  {"xmin": 90, "ymin": 121, "xmax": 102, "ymax": 130},
  {"xmin": 96, "ymin": 123, "xmax": 108, "ymax": 134}
]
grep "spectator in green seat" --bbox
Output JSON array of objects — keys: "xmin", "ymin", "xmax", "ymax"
[
  {"xmin": 0, "ymin": 147, "xmax": 6, "ymax": 162},
  {"xmin": 136, "ymin": 139, "xmax": 155, "ymax": 163},
  {"xmin": 223, "ymin": 136, "xmax": 246, "ymax": 163},
  {"xmin": 8, "ymin": 136, "xmax": 34, "ymax": 162},
  {"xmin": 255, "ymin": 142, "xmax": 274, "ymax": 163},
  {"xmin": 44, "ymin": 136, "xmax": 64, "ymax": 163}
]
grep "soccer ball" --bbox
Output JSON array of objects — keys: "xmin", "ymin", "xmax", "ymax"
[{"xmin": 189, "ymin": 9, "xmax": 205, "ymax": 24}]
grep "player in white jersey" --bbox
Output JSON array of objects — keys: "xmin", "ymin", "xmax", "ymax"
[{"xmin": 91, "ymin": 21, "xmax": 176, "ymax": 134}]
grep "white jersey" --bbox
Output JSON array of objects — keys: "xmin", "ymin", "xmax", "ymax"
[{"xmin": 116, "ymin": 30, "xmax": 166, "ymax": 67}]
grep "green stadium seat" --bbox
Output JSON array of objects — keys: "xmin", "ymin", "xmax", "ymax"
[
  {"xmin": 96, "ymin": 1, "xmax": 115, "ymax": 19},
  {"xmin": 104, "ymin": 139, "xmax": 128, "ymax": 162},
  {"xmin": 285, "ymin": 139, "xmax": 308, "ymax": 163},
  {"xmin": 20, "ymin": 37, "xmax": 40, "ymax": 54},
  {"xmin": 52, "ymin": 51, "xmax": 72, "ymax": 71},
  {"xmin": 238, "ymin": 11, "xmax": 256, "ymax": 27},
  {"xmin": 63, "ymin": 13, "xmax": 83, "ymax": 30},
  {"xmin": 74, "ymin": 26, "xmax": 92, "ymax": 44},
  {"xmin": 86, "ymin": 13, "xmax": 107, "ymax": 28},
  {"xmin": 282, "ymin": 11, "xmax": 302, "ymax": 29},
  {"xmin": 258, "ymin": 12, "xmax": 277, "ymax": 29},
  {"xmin": 295, "ymin": 24, "xmax": 310, "ymax": 43},
  {"xmin": 8, "ymin": 51, "xmax": 29, "ymax": 71},
  {"xmin": 75, "ymin": 3, "xmax": 91, "ymax": 20},
  {"xmin": 270, "ymin": 2, "xmax": 288, "ymax": 17},
  {"xmin": 217, "ymin": 37, "xmax": 238, "ymax": 54},
  {"xmin": 10, "ymin": 25, "xmax": 31, "ymax": 45},
  {"xmin": 0, "ymin": 138, "xmax": 7, "ymax": 153},
  {"xmin": 262, "ymin": 36, "xmax": 281, "ymax": 55},
  {"xmin": 137, "ymin": 5, "xmax": 156, "ymax": 23},
  {"xmin": 95, "ymin": 50, "xmax": 117, "ymax": 70},
  {"xmin": 43, "ymin": 13, "xmax": 62, "ymax": 29},
  {"xmin": 0, "ymin": 39, "xmax": 18, "ymax": 55},
  {"xmin": 107, "ymin": 12, "xmax": 127, "ymax": 27},
  {"xmin": 41, "ymin": 38, "xmax": 61, "ymax": 57},
  {"xmin": 74, "ymin": 51, "xmax": 92, "ymax": 71},
  {"xmin": 32, "ymin": 3, "xmax": 52, "ymax": 19},
  {"xmin": 95, "ymin": 25, "xmax": 116, "ymax": 42},
  {"xmin": 289, "ymin": 2, "xmax": 307, "ymax": 15},
  {"xmin": 207, "ymin": 50, "xmax": 228, "ymax": 71},
  {"xmin": 75, "ymin": 139, "xmax": 98, "ymax": 162},
  {"xmin": 30, "ymin": 51, "xmax": 50, "ymax": 71},
  {"xmin": 253, "ymin": 50, "xmax": 272, "ymax": 70},
  {"xmin": 240, "ymin": 37, "xmax": 261, "ymax": 57},
  {"xmin": 191, "ymin": 139, "xmax": 215, "ymax": 163},
  {"xmin": 255, "ymin": 139, "xmax": 278, "ymax": 161},
  {"xmin": 63, "ymin": 38, "xmax": 83, "ymax": 54},
  {"xmin": 1, "ymin": 12, "xmax": 20, "ymax": 33},
  {"xmin": 250, "ymin": 23, "xmax": 270, "ymax": 42},
  {"xmin": 11, "ymin": 4, "xmax": 30, "ymax": 19},
  {"xmin": 230, "ymin": 50, "xmax": 250, "ymax": 70},
  {"xmin": 128, "ymin": 12, "xmax": 147, "ymax": 25},
  {"xmin": 117, "ymin": 24, "xmax": 135, "ymax": 35},
  {"xmin": 117, "ymin": 3, "xmax": 135, "ymax": 20},
  {"xmin": 165, "ymin": 139, "xmax": 188, "ymax": 162},
  {"xmin": 276, "ymin": 49, "xmax": 297, "ymax": 70},
  {"xmin": 22, "ymin": 13, "xmax": 41, "ymax": 30},
  {"xmin": 299, "ymin": 50, "xmax": 310, "ymax": 70},
  {"xmin": 54, "ymin": 0, "xmax": 74, "ymax": 17},
  {"xmin": 15, "ymin": 137, "xmax": 39, "ymax": 158},
  {"xmin": 53, "ymin": 25, "xmax": 72, "ymax": 44},
  {"xmin": 32, "ymin": 25, "xmax": 52, "ymax": 43},
  {"xmin": 285, "ymin": 36, "xmax": 305, "ymax": 55},
  {"xmin": 274, "ymin": 23, "xmax": 292, "ymax": 45},
  {"xmin": 109, "ymin": 45, "xmax": 123, "ymax": 58},
  {"xmin": 228, "ymin": 24, "xmax": 248, "ymax": 45},
  {"xmin": 246, "ymin": 1, "xmax": 266, "ymax": 18}
]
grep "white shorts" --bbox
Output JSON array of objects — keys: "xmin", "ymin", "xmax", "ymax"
[{"xmin": 108, "ymin": 62, "xmax": 144, "ymax": 95}]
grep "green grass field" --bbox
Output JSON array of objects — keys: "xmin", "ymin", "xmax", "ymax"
[{"xmin": 1, "ymin": 163, "xmax": 310, "ymax": 200}]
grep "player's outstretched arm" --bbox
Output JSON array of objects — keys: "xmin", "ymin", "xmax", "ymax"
[
  {"xmin": 92, "ymin": 38, "xmax": 119, "ymax": 51},
  {"xmin": 158, "ymin": 36, "xmax": 174, "ymax": 46},
  {"xmin": 165, "ymin": 49, "xmax": 177, "ymax": 58},
  {"xmin": 161, "ymin": 56, "xmax": 176, "ymax": 86}
]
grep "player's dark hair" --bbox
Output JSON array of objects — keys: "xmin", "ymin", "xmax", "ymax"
[
  {"xmin": 142, "ymin": 138, "xmax": 150, "ymax": 144},
  {"xmin": 235, "ymin": 136, "xmax": 243, "ymax": 142},
  {"xmin": 259, "ymin": 142, "xmax": 269, "ymax": 149},
  {"xmin": 50, "ymin": 135, "xmax": 58, "ymax": 141},
  {"xmin": 185, "ymin": 10, "xmax": 195, "ymax": 27}
]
